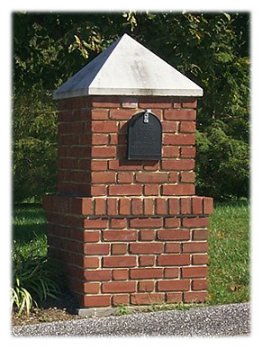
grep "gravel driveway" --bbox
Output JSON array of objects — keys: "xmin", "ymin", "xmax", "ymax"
[{"xmin": 12, "ymin": 302, "xmax": 250, "ymax": 337}]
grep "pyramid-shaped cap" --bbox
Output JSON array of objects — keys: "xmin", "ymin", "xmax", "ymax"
[{"xmin": 53, "ymin": 34, "xmax": 203, "ymax": 100}]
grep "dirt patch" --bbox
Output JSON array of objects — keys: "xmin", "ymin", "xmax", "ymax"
[{"xmin": 12, "ymin": 292, "xmax": 82, "ymax": 326}]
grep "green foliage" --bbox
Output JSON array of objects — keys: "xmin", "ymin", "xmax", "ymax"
[
  {"xmin": 12, "ymin": 12, "xmax": 249, "ymax": 201},
  {"xmin": 208, "ymin": 201, "xmax": 249, "ymax": 304},
  {"xmin": 13, "ymin": 92, "xmax": 57, "ymax": 202},
  {"xmin": 12, "ymin": 205, "xmax": 61, "ymax": 316},
  {"xmin": 196, "ymin": 121, "xmax": 249, "ymax": 199},
  {"xmin": 12, "ymin": 242, "xmax": 61, "ymax": 316}
]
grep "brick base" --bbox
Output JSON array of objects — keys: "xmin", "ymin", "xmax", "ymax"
[{"xmin": 43, "ymin": 195, "xmax": 212, "ymax": 308}]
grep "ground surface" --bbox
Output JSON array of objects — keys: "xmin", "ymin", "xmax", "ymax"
[
  {"xmin": 12, "ymin": 302, "xmax": 250, "ymax": 337},
  {"xmin": 12, "ymin": 292, "xmax": 81, "ymax": 326}
]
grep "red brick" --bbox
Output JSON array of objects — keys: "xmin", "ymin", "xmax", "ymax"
[
  {"xmin": 181, "ymin": 146, "xmax": 196, "ymax": 158},
  {"xmin": 121, "ymin": 97, "xmax": 138, "ymax": 108},
  {"xmin": 111, "ymin": 243, "xmax": 128, "ymax": 255},
  {"xmin": 157, "ymin": 280, "xmax": 190, "ymax": 291},
  {"xmin": 103, "ymin": 256, "xmax": 137, "ymax": 268},
  {"xmin": 84, "ymin": 270, "xmax": 112, "ymax": 281},
  {"xmin": 110, "ymin": 109, "xmax": 133, "ymax": 120},
  {"xmin": 184, "ymin": 291, "xmax": 208, "ymax": 303},
  {"xmin": 109, "ymin": 160, "xmax": 143, "ymax": 171},
  {"xmin": 110, "ymin": 218, "xmax": 127, "ymax": 229},
  {"xmin": 192, "ymin": 197, "xmax": 203, "ymax": 214},
  {"xmin": 144, "ymin": 198, "xmax": 154, "ymax": 215},
  {"xmin": 90, "ymin": 185, "xmax": 107, "ymax": 196},
  {"xmin": 168, "ymin": 198, "xmax": 180, "ymax": 214},
  {"xmin": 91, "ymin": 146, "xmax": 116, "ymax": 158},
  {"xmin": 84, "ymin": 218, "xmax": 108, "ymax": 229},
  {"xmin": 192, "ymin": 254, "xmax": 208, "ymax": 265},
  {"xmin": 163, "ymin": 134, "xmax": 195, "ymax": 145},
  {"xmin": 180, "ymin": 121, "xmax": 196, "ymax": 133},
  {"xmin": 165, "ymin": 243, "xmax": 181, "ymax": 253},
  {"xmin": 182, "ymin": 217, "xmax": 209, "ymax": 228},
  {"xmin": 91, "ymin": 108, "xmax": 109, "ymax": 120},
  {"xmin": 130, "ymin": 268, "xmax": 163, "ymax": 279},
  {"xmin": 112, "ymin": 269, "xmax": 128, "ymax": 280},
  {"xmin": 162, "ymin": 184, "xmax": 195, "ymax": 196},
  {"xmin": 182, "ymin": 98, "xmax": 197, "ymax": 108},
  {"xmin": 109, "ymin": 185, "xmax": 143, "ymax": 196},
  {"xmin": 164, "ymin": 109, "xmax": 196, "ymax": 120},
  {"xmin": 164, "ymin": 217, "xmax": 180, "ymax": 228},
  {"xmin": 168, "ymin": 172, "xmax": 179, "ymax": 183},
  {"xmin": 91, "ymin": 121, "xmax": 117, "ymax": 133},
  {"xmin": 144, "ymin": 184, "xmax": 160, "ymax": 196},
  {"xmin": 157, "ymin": 254, "xmax": 190, "ymax": 266},
  {"xmin": 192, "ymin": 229, "xmax": 208, "ymax": 240},
  {"xmin": 162, "ymin": 121, "xmax": 178, "ymax": 133},
  {"xmin": 112, "ymin": 294, "xmax": 129, "ymax": 306},
  {"xmin": 94, "ymin": 198, "xmax": 106, "ymax": 215},
  {"xmin": 107, "ymin": 198, "xmax": 118, "ymax": 216},
  {"xmin": 129, "ymin": 218, "xmax": 163, "ymax": 228},
  {"xmin": 84, "ymin": 283, "xmax": 100, "ymax": 294},
  {"xmin": 91, "ymin": 160, "xmax": 108, "ymax": 171},
  {"xmin": 83, "ymin": 257, "xmax": 100, "ymax": 269},
  {"xmin": 83, "ymin": 295, "xmax": 111, "ymax": 307},
  {"xmin": 83, "ymin": 231, "xmax": 100, "ymax": 243},
  {"xmin": 161, "ymin": 159, "xmax": 195, "ymax": 170},
  {"xmin": 139, "ymin": 256, "xmax": 155, "ymax": 266},
  {"xmin": 203, "ymin": 197, "xmax": 213, "ymax": 214},
  {"xmin": 71, "ymin": 197, "xmax": 93, "ymax": 215},
  {"xmin": 136, "ymin": 172, "xmax": 168, "ymax": 183},
  {"xmin": 90, "ymin": 96, "xmax": 121, "ymax": 108},
  {"xmin": 131, "ymin": 198, "xmax": 143, "ymax": 215},
  {"xmin": 166, "ymin": 292, "xmax": 183, "ymax": 303},
  {"xmin": 157, "ymin": 229, "xmax": 190, "ymax": 241},
  {"xmin": 102, "ymin": 281, "xmax": 136, "ymax": 293},
  {"xmin": 182, "ymin": 242, "xmax": 208, "ymax": 253},
  {"xmin": 103, "ymin": 230, "xmax": 137, "ymax": 241},
  {"xmin": 192, "ymin": 279, "xmax": 208, "ymax": 291},
  {"xmin": 119, "ymin": 198, "xmax": 131, "ymax": 215},
  {"xmin": 91, "ymin": 172, "xmax": 116, "ymax": 184},
  {"xmin": 143, "ymin": 162, "xmax": 160, "ymax": 171},
  {"xmin": 129, "ymin": 242, "xmax": 164, "ymax": 254},
  {"xmin": 138, "ymin": 99, "xmax": 172, "ymax": 109},
  {"xmin": 131, "ymin": 293, "xmax": 165, "ymax": 305},
  {"xmin": 180, "ymin": 197, "xmax": 191, "ymax": 214},
  {"xmin": 162, "ymin": 146, "xmax": 180, "ymax": 158},
  {"xmin": 164, "ymin": 267, "xmax": 179, "ymax": 278},
  {"xmin": 138, "ymin": 281, "xmax": 155, "ymax": 292},
  {"xmin": 139, "ymin": 230, "xmax": 155, "ymax": 241},
  {"xmin": 182, "ymin": 266, "xmax": 208, "ymax": 278},
  {"xmin": 117, "ymin": 172, "xmax": 133, "ymax": 184},
  {"xmin": 155, "ymin": 198, "xmax": 168, "ymax": 215},
  {"xmin": 180, "ymin": 171, "xmax": 195, "ymax": 183},
  {"xmin": 84, "ymin": 244, "xmax": 110, "ymax": 255},
  {"xmin": 91, "ymin": 133, "xmax": 109, "ymax": 145}
]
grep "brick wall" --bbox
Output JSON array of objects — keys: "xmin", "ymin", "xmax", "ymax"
[{"xmin": 43, "ymin": 95, "xmax": 213, "ymax": 309}]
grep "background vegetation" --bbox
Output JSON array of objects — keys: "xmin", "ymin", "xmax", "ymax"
[{"xmin": 12, "ymin": 12, "xmax": 249, "ymax": 202}]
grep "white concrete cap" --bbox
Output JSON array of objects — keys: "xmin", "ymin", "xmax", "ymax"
[{"xmin": 53, "ymin": 33, "xmax": 203, "ymax": 99}]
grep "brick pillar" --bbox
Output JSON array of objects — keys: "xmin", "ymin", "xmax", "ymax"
[{"xmin": 43, "ymin": 95, "xmax": 213, "ymax": 312}]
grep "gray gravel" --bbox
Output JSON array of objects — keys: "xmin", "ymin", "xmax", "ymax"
[{"xmin": 12, "ymin": 302, "xmax": 250, "ymax": 337}]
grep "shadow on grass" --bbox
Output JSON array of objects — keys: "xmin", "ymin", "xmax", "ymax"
[{"xmin": 13, "ymin": 203, "xmax": 47, "ymax": 244}]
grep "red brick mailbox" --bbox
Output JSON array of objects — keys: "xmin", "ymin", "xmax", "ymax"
[{"xmin": 43, "ymin": 34, "xmax": 213, "ymax": 315}]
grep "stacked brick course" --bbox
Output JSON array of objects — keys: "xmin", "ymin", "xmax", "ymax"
[{"xmin": 43, "ymin": 95, "xmax": 213, "ymax": 309}]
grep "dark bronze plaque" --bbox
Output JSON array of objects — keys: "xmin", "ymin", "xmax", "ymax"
[{"xmin": 127, "ymin": 110, "xmax": 162, "ymax": 160}]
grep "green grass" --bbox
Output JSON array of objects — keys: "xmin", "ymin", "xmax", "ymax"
[
  {"xmin": 13, "ymin": 204, "xmax": 48, "ymax": 258},
  {"xmin": 12, "ymin": 200, "xmax": 250, "ymax": 305},
  {"xmin": 208, "ymin": 200, "xmax": 249, "ymax": 304}
]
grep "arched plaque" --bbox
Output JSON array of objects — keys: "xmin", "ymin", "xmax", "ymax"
[{"xmin": 127, "ymin": 111, "xmax": 162, "ymax": 160}]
